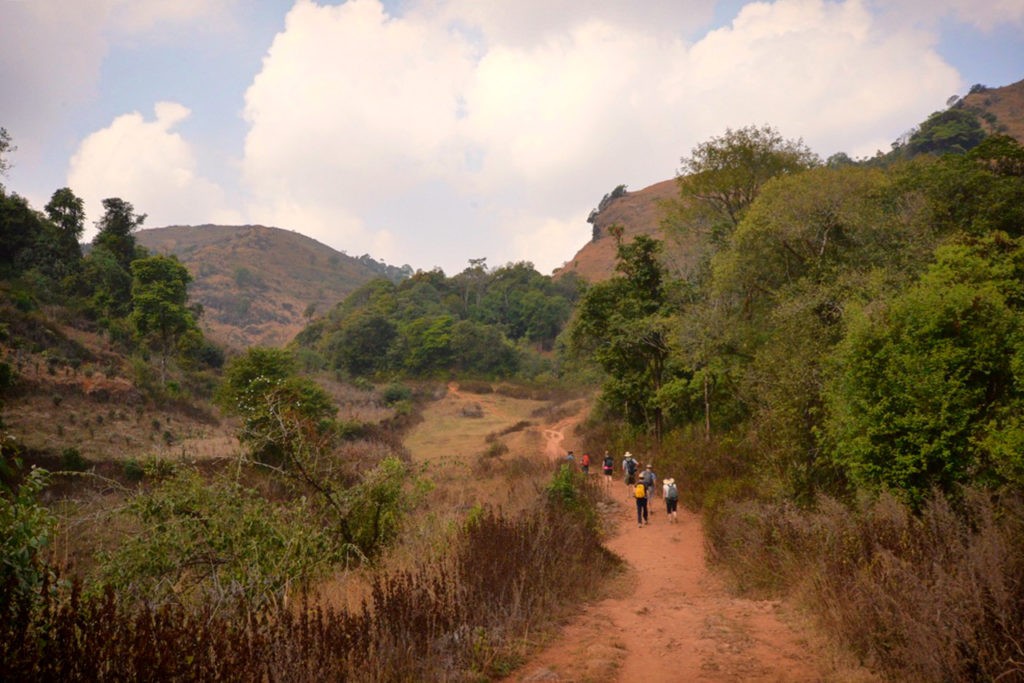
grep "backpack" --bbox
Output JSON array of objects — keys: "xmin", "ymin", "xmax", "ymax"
[
  {"xmin": 642, "ymin": 470, "xmax": 654, "ymax": 487},
  {"xmin": 581, "ymin": 453, "xmax": 590, "ymax": 466},
  {"xmin": 666, "ymin": 483, "xmax": 678, "ymax": 501},
  {"xmin": 634, "ymin": 483, "xmax": 647, "ymax": 499},
  {"xmin": 625, "ymin": 459, "xmax": 637, "ymax": 475},
  {"xmin": 603, "ymin": 456, "xmax": 613, "ymax": 469}
]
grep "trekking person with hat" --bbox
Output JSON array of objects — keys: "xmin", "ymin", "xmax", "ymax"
[{"xmin": 622, "ymin": 451, "xmax": 639, "ymax": 500}]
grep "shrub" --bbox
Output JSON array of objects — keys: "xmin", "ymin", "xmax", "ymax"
[
  {"xmin": 59, "ymin": 447, "xmax": 88, "ymax": 472},
  {"xmin": 381, "ymin": 382, "xmax": 412, "ymax": 405},
  {"xmin": 122, "ymin": 459, "xmax": 144, "ymax": 482}
]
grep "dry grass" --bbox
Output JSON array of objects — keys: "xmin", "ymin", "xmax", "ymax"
[{"xmin": 706, "ymin": 488, "xmax": 1024, "ymax": 681}]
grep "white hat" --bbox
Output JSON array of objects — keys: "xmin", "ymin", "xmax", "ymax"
[
  {"xmin": 624, "ymin": 451, "xmax": 632, "ymax": 457},
  {"xmin": 664, "ymin": 478, "xmax": 675, "ymax": 485}
]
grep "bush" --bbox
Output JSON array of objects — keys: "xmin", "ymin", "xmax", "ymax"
[
  {"xmin": 0, "ymin": 454, "xmax": 56, "ymax": 616},
  {"xmin": 59, "ymin": 447, "xmax": 88, "ymax": 472},
  {"xmin": 381, "ymin": 382, "xmax": 412, "ymax": 405}
]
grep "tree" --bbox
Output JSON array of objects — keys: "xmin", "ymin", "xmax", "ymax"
[
  {"xmin": 904, "ymin": 108, "xmax": 986, "ymax": 157},
  {"xmin": 0, "ymin": 127, "xmax": 13, "ymax": 181},
  {"xmin": 129, "ymin": 255, "xmax": 199, "ymax": 383},
  {"xmin": 673, "ymin": 124, "xmax": 820, "ymax": 243},
  {"xmin": 568, "ymin": 234, "xmax": 678, "ymax": 440},
  {"xmin": 825, "ymin": 234, "xmax": 1024, "ymax": 504},
  {"xmin": 92, "ymin": 197, "xmax": 146, "ymax": 271}
]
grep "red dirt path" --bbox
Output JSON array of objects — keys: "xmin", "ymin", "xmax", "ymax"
[{"xmin": 502, "ymin": 416, "xmax": 876, "ymax": 682}]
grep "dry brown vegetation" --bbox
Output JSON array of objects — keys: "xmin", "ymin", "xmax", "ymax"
[
  {"xmin": 4, "ymin": 378, "xmax": 622, "ymax": 681},
  {"xmin": 704, "ymin": 490, "xmax": 1024, "ymax": 681}
]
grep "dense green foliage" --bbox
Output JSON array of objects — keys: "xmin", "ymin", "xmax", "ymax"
[
  {"xmin": 297, "ymin": 260, "xmax": 579, "ymax": 380},
  {"xmin": 582, "ymin": 125, "xmax": 1024, "ymax": 507},
  {"xmin": 0, "ymin": 450, "xmax": 57, "ymax": 614}
]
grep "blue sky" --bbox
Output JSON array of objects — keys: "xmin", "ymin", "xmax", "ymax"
[{"xmin": 2, "ymin": 0, "xmax": 1022, "ymax": 275}]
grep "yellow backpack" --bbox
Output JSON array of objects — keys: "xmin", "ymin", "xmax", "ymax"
[{"xmin": 634, "ymin": 483, "xmax": 647, "ymax": 499}]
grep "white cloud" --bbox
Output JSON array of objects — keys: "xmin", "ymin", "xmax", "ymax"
[
  {"xmin": 0, "ymin": 0, "xmax": 238, "ymax": 156},
  {"xmin": 68, "ymin": 102, "xmax": 237, "ymax": 240},
  {"xmin": 236, "ymin": 0, "xmax": 966, "ymax": 274},
  {"xmin": 683, "ymin": 0, "xmax": 960, "ymax": 158}
]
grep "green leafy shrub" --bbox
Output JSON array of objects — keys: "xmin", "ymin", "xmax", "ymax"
[
  {"xmin": 59, "ymin": 447, "xmax": 87, "ymax": 472},
  {"xmin": 0, "ymin": 452, "xmax": 56, "ymax": 613},
  {"xmin": 95, "ymin": 468, "xmax": 339, "ymax": 613},
  {"xmin": 382, "ymin": 382, "xmax": 412, "ymax": 405}
]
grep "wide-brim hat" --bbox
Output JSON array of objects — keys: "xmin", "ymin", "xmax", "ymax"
[
  {"xmin": 624, "ymin": 451, "xmax": 632, "ymax": 457},
  {"xmin": 664, "ymin": 478, "xmax": 675, "ymax": 485}
]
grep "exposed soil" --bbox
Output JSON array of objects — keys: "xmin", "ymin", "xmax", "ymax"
[{"xmin": 500, "ymin": 413, "xmax": 878, "ymax": 683}]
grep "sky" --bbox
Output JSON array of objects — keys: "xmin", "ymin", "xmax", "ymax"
[{"xmin": 1, "ymin": 0, "xmax": 1023, "ymax": 276}]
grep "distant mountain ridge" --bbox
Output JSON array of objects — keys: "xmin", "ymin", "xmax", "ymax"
[{"xmin": 136, "ymin": 224, "xmax": 411, "ymax": 349}]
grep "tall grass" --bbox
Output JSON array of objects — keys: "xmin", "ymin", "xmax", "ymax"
[
  {"xmin": 2, "ymin": 471, "xmax": 621, "ymax": 681},
  {"xmin": 706, "ymin": 488, "xmax": 1024, "ymax": 681}
]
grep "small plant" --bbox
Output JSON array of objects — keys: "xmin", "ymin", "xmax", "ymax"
[
  {"xmin": 381, "ymin": 382, "xmax": 412, "ymax": 405},
  {"xmin": 122, "ymin": 459, "xmax": 144, "ymax": 482},
  {"xmin": 59, "ymin": 447, "xmax": 88, "ymax": 472},
  {"xmin": 483, "ymin": 441, "xmax": 508, "ymax": 458}
]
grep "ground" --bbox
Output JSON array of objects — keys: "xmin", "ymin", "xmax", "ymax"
[{"xmin": 490, "ymin": 409, "xmax": 879, "ymax": 683}]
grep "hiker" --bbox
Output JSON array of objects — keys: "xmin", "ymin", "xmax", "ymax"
[
  {"xmin": 634, "ymin": 477, "xmax": 649, "ymax": 527},
  {"xmin": 663, "ymin": 477, "xmax": 679, "ymax": 523},
  {"xmin": 602, "ymin": 451, "xmax": 614, "ymax": 486},
  {"xmin": 566, "ymin": 450, "xmax": 575, "ymax": 466},
  {"xmin": 580, "ymin": 452, "xmax": 590, "ymax": 474},
  {"xmin": 641, "ymin": 464, "xmax": 657, "ymax": 507},
  {"xmin": 622, "ymin": 451, "xmax": 639, "ymax": 492}
]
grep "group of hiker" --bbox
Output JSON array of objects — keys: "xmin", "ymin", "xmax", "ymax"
[{"xmin": 566, "ymin": 449, "xmax": 679, "ymax": 527}]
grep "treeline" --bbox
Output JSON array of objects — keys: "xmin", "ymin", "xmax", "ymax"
[
  {"xmin": 569, "ymin": 119, "xmax": 1024, "ymax": 678},
  {"xmin": 295, "ymin": 259, "xmax": 582, "ymax": 380}
]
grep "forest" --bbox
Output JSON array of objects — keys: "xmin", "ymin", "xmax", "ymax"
[{"xmin": 2, "ymin": 98, "xmax": 1024, "ymax": 680}]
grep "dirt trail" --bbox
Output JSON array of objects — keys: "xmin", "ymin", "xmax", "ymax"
[{"xmin": 502, "ymin": 418, "xmax": 867, "ymax": 682}]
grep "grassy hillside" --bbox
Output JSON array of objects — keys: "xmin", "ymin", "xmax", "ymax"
[{"xmin": 137, "ymin": 224, "xmax": 410, "ymax": 349}]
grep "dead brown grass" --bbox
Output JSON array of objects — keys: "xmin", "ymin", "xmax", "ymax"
[{"xmin": 706, "ymin": 488, "xmax": 1024, "ymax": 681}]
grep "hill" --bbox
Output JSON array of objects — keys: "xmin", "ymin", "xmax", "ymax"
[
  {"xmin": 553, "ymin": 179, "xmax": 701, "ymax": 283},
  {"xmin": 959, "ymin": 78, "xmax": 1024, "ymax": 141},
  {"xmin": 136, "ymin": 224, "xmax": 411, "ymax": 349},
  {"xmin": 556, "ymin": 77, "xmax": 1024, "ymax": 284}
]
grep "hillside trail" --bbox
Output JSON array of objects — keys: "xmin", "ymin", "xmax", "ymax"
[{"xmin": 503, "ymin": 417, "xmax": 873, "ymax": 683}]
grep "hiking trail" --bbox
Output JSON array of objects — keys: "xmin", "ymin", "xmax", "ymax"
[{"xmin": 503, "ymin": 416, "xmax": 875, "ymax": 682}]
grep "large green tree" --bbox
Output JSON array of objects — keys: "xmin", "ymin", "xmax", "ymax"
[
  {"xmin": 569, "ymin": 233, "xmax": 680, "ymax": 440},
  {"xmin": 129, "ymin": 255, "xmax": 199, "ymax": 383},
  {"xmin": 825, "ymin": 234, "xmax": 1024, "ymax": 504},
  {"xmin": 672, "ymin": 124, "xmax": 820, "ymax": 244}
]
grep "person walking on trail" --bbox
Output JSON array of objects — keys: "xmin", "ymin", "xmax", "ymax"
[
  {"xmin": 602, "ymin": 451, "xmax": 614, "ymax": 487},
  {"xmin": 622, "ymin": 452, "xmax": 639, "ymax": 498},
  {"xmin": 663, "ymin": 477, "xmax": 679, "ymax": 523},
  {"xmin": 641, "ymin": 464, "xmax": 657, "ymax": 515},
  {"xmin": 580, "ymin": 452, "xmax": 590, "ymax": 474},
  {"xmin": 566, "ymin": 450, "xmax": 575, "ymax": 466},
  {"xmin": 634, "ymin": 478, "xmax": 649, "ymax": 527}
]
